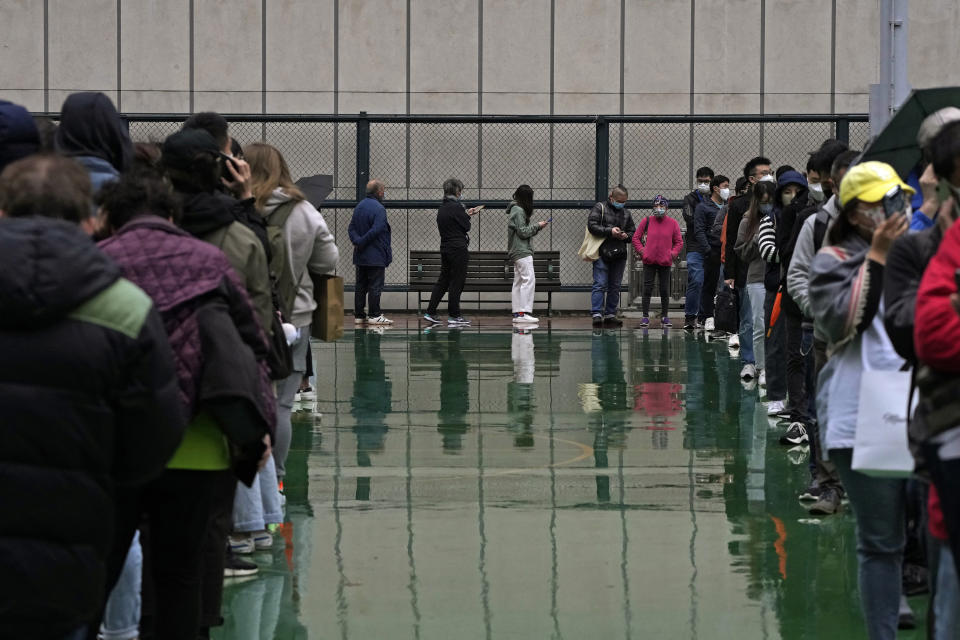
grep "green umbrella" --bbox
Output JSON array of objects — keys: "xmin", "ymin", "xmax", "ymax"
[{"xmin": 860, "ymin": 86, "xmax": 960, "ymax": 177}]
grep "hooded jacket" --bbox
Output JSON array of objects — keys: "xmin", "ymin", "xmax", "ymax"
[
  {"xmin": 632, "ymin": 214, "xmax": 683, "ymax": 266},
  {"xmin": 506, "ymin": 203, "xmax": 542, "ymax": 262},
  {"xmin": 262, "ymin": 188, "xmax": 340, "ymax": 328},
  {"xmin": 786, "ymin": 194, "xmax": 840, "ymax": 323},
  {"xmin": 757, "ymin": 171, "xmax": 807, "ymax": 291},
  {"xmin": 178, "ymin": 190, "xmax": 273, "ymax": 335},
  {"xmin": 348, "ymin": 195, "xmax": 393, "ymax": 266},
  {"xmin": 0, "ymin": 99, "xmax": 40, "ymax": 172},
  {"xmin": 99, "ymin": 217, "xmax": 276, "ymax": 476},
  {"xmin": 0, "ymin": 217, "xmax": 182, "ymax": 638},
  {"xmin": 55, "ymin": 92, "xmax": 132, "ymax": 193}
]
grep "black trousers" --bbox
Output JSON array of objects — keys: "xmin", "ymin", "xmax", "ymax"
[
  {"xmin": 427, "ymin": 247, "xmax": 469, "ymax": 317},
  {"xmin": 785, "ymin": 313, "xmax": 813, "ymax": 425},
  {"xmin": 354, "ymin": 265, "xmax": 385, "ymax": 318},
  {"xmin": 136, "ymin": 469, "xmax": 232, "ymax": 640},
  {"xmin": 698, "ymin": 251, "xmax": 721, "ymax": 321},
  {"xmin": 926, "ymin": 443, "xmax": 960, "ymax": 579},
  {"xmin": 641, "ymin": 265, "xmax": 671, "ymax": 317},
  {"xmin": 811, "ymin": 338, "xmax": 842, "ymax": 490}
]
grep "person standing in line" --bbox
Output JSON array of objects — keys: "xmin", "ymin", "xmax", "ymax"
[
  {"xmin": 689, "ymin": 175, "xmax": 729, "ymax": 330},
  {"xmin": 423, "ymin": 178, "xmax": 483, "ymax": 327},
  {"xmin": 683, "ymin": 166, "xmax": 714, "ymax": 251},
  {"xmin": 588, "ymin": 184, "xmax": 636, "ymax": 328},
  {"xmin": 683, "ymin": 168, "xmax": 714, "ymax": 328},
  {"xmin": 633, "ymin": 195, "xmax": 683, "ymax": 328},
  {"xmin": 735, "ymin": 180, "xmax": 777, "ymax": 380},
  {"xmin": 506, "ymin": 184, "xmax": 549, "ymax": 325},
  {"xmin": 348, "ymin": 179, "xmax": 393, "ymax": 325},
  {"xmin": 810, "ymin": 161, "xmax": 912, "ymax": 639}
]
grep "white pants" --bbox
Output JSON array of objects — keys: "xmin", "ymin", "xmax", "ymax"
[{"xmin": 512, "ymin": 256, "xmax": 536, "ymax": 313}]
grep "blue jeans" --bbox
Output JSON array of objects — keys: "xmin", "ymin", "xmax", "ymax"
[
  {"xmin": 746, "ymin": 283, "xmax": 766, "ymax": 368},
  {"xmin": 936, "ymin": 545, "xmax": 960, "ymax": 640},
  {"xmin": 684, "ymin": 251, "xmax": 704, "ymax": 317},
  {"xmin": 100, "ymin": 531, "xmax": 142, "ymax": 640},
  {"xmin": 591, "ymin": 257, "xmax": 626, "ymax": 317},
  {"xmin": 831, "ymin": 448, "xmax": 905, "ymax": 640},
  {"xmin": 234, "ymin": 454, "xmax": 284, "ymax": 532},
  {"xmin": 738, "ymin": 287, "xmax": 754, "ymax": 365},
  {"xmin": 274, "ymin": 326, "xmax": 309, "ymax": 479}
]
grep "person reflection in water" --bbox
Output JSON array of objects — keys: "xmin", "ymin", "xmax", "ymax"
[
  {"xmin": 579, "ymin": 331, "xmax": 629, "ymax": 503},
  {"xmin": 633, "ymin": 330, "xmax": 681, "ymax": 449},
  {"xmin": 437, "ymin": 329, "xmax": 469, "ymax": 452},
  {"xmin": 508, "ymin": 327, "xmax": 537, "ymax": 448},
  {"xmin": 351, "ymin": 328, "xmax": 392, "ymax": 500}
]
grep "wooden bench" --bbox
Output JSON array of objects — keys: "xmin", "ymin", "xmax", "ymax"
[{"xmin": 409, "ymin": 250, "xmax": 562, "ymax": 315}]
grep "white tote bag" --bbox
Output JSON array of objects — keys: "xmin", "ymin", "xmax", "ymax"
[{"xmin": 851, "ymin": 369, "xmax": 914, "ymax": 477}]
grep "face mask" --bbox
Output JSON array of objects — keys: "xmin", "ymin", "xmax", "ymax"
[
  {"xmin": 697, "ymin": 182, "xmax": 710, "ymax": 194},
  {"xmin": 718, "ymin": 188, "xmax": 730, "ymax": 201},
  {"xmin": 782, "ymin": 193, "xmax": 795, "ymax": 207},
  {"xmin": 861, "ymin": 204, "xmax": 886, "ymax": 228},
  {"xmin": 610, "ymin": 200, "xmax": 625, "ymax": 210},
  {"xmin": 808, "ymin": 182, "xmax": 825, "ymax": 202},
  {"xmin": 759, "ymin": 203, "xmax": 773, "ymax": 215},
  {"xmin": 654, "ymin": 208, "xmax": 666, "ymax": 217},
  {"xmin": 759, "ymin": 175, "xmax": 776, "ymax": 184}
]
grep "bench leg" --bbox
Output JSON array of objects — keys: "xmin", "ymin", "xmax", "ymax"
[{"xmin": 548, "ymin": 291, "xmax": 552, "ymax": 318}]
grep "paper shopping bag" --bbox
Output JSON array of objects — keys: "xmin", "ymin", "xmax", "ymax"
[
  {"xmin": 851, "ymin": 369, "xmax": 914, "ymax": 477},
  {"xmin": 311, "ymin": 274, "xmax": 344, "ymax": 342}
]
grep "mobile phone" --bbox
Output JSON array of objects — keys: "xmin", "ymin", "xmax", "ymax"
[
  {"xmin": 546, "ymin": 216, "xmax": 553, "ymax": 222},
  {"xmin": 219, "ymin": 152, "xmax": 239, "ymax": 176},
  {"xmin": 475, "ymin": 205, "xmax": 485, "ymax": 211},
  {"xmin": 955, "ymin": 268, "xmax": 960, "ymax": 292},
  {"xmin": 882, "ymin": 186, "xmax": 906, "ymax": 219}
]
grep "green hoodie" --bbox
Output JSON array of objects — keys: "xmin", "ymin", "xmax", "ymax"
[{"xmin": 506, "ymin": 203, "xmax": 542, "ymax": 262}]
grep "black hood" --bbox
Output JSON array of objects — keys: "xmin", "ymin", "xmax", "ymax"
[
  {"xmin": 178, "ymin": 190, "xmax": 237, "ymax": 238},
  {"xmin": 55, "ymin": 92, "xmax": 133, "ymax": 173},
  {"xmin": 0, "ymin": 217, "xmax": 119, "ymax": 329}
]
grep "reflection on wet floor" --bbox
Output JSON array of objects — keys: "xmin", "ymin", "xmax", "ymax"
[{"xmin": 213, "ymin": 327, "xmax": 928, "ymax": 640}]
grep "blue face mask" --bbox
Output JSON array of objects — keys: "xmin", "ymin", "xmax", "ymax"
[
  {"xmin": 759, "ymin": 203, "xmax": 773, "ymax": 214},
  {"xmin": 610, "ymin": 200, "xmax": 625, "ymax": 210}
]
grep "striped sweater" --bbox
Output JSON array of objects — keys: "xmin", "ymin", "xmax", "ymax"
[{"xmin": 758, "ymin": 215, "xmax": 779, "ymax": 263}]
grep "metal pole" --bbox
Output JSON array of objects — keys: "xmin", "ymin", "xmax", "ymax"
[
  {"xmin": 595, "ymin": 116, "xmax": 609, "ymax": 204},
  {"xmin": 356, "ymin": 111, "xmax": 370, "ymax": 202},
  {"xmin": 871, "ymin": 0, "xmax": 909, "ymax": 133}
]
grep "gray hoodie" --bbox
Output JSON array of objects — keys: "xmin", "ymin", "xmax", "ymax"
[
  {"xmin": 263, "ymin": 188, "xmax": 339, "ymax": 328},
  {"xmin": 786, "ymin": 194, "xmax": 839, "ymax": 326}
]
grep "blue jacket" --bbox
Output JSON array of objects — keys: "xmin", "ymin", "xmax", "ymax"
[
  {"xmin": 348, "ymin": 197, "xmax": 392, "ymax": 267},
  {"xmin": 75, "ymin": 155, "xmax": 120, "ymax": 195}
]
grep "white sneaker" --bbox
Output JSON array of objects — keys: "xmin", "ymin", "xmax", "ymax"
[
  {"xmin": 368, "ymin": 314, "xmax": 394, "ymax": 325},
  {"xmin": 299, "ymin": 388, "xmax": 316, "ymax": 401},
  {"xmin": 766, "ymin": 400, "xmax": 787, "ymax": 417},
  {"xmin": 703, "ymin": 317, "xmax": 715, "ymax": 332},
  {"xmin": 229, "ymin": 534, "xmax": 255, "ymax": 555},
  {"xmin": 252, "ymin": 530, "xmax": 274, "ymax": 550},
  {"xmin": 727, "ymin": 334, "xmax": 740, "ymax": 348},
  {"xmin": 354, "ymin": 316, "xmax": 366, "ymax": 324},
  {"xmin": 740, "ymin": 363, "xmax": 757, "ymax": 380},
  {"xmin": 514, "ymin": 313, "xmax": 539, "ymax": 324},
  {"xmin": 759, "ymin": 370, "xmax": 767, "ymax": 387}
]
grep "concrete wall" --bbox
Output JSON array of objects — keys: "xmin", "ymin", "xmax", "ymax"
[{"xmin": 4, "ymin": 0, "xmax": 959, "ymax": 116}]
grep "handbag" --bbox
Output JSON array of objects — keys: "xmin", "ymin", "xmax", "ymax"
[
  {"xmin": 310, "ymin": 274, "xmax": 345, "ymax": 342},
  {"xmin": 578, "ymin": 226, "xmax": 604, "ymax": 262},
  {"xmin": 851, "ymin": 369, "xmax": 914, "ymax": 477},
  {"xmin": 600, "ymin": 240, "xmax": 627, "ymax": 263},
  {"xmin": 714, "ymin": 283, "xmax": 739, "ymax": 333}
]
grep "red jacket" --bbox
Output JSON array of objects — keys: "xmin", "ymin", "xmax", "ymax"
[
  {"xmin": 915, "ymin": 221, "xmax": 960, "ymax": 371},
  {"xmin": 632, "ymin": 215, "xmax": 683, "ymax": 267}
]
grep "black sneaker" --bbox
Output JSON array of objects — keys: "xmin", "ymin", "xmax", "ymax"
[
  {"xmin": 780, "ymin": 422, "xmax": 810, "ymax": 446},
  {"xmin": 683, "ymin": 316, "xmax": 697, "ymax": 331},
  {"xmin": 224, "ymin": 555, "xmax": 259, "ymax": 578},
  {"xmin": 798, "ymin": 483, "xmax": 823, "ymax": 502},
  {"xmin": 808, "ymin": 486, "xmax": 841, "ymax": 515},
  {"xmin": 592, "ymin": 315, "xmax": 603, "ymax": 328},
  {"xmin": 603, "ymin": 315, "xmax": 623, "ymax": 328}
]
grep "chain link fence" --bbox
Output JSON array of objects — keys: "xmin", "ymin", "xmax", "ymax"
[{"xmin": 115, "ymin": 114, "xmax": 869, "ymax": 288}]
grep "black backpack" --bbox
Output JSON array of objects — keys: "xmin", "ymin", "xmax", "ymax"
[{"xmin": 714, "ymin": 283, "xmax": 739, "ymax": 333}]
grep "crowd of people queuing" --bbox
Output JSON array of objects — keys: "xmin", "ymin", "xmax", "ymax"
[{"xmin": 4, "ymin": 88, "xmax": 960, "ymax": 639}]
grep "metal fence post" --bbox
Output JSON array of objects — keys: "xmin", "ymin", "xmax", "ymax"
[
  {"xmin": 595, "ymin": 116, "xmax": 609, "ymax": 203},
  {"xmin": 356, "ymin": 111, "xmax": 370, "ymax": 201},
  {"xmin": 836, "ymin": 116, "xmax": 850, "ymax": 145}
]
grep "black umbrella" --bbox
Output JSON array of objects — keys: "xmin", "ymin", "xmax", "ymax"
[
  {"xmin": 861, "ymin": 86, "xmax": 960, "ymax": 178},
  {"xmin": 295, "ymin": 174, "xmax": 334, "ymax": 207}
]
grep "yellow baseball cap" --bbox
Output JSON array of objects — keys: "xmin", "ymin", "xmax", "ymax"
[{"xmin": 839, "ymin": 161, "xmax": 915, "ymax": 206}]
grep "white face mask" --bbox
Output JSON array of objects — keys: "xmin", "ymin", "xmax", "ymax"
[
  {"xmin": 697, "ymin": 182, "xmax": 710, "ymax": 194},
  {"xmin": 808, "ymin": 182, "xmax": 825, "ymax": 202},
  {"xmin": 758, "ymin": 175, "xmax": 776, "ymax": 184},
  {"xmin": 653, "ymin": 208, "xmax": 666, "ymax": 217},
  {"xmin": 718, "ymin": 187, "xmax": 730, "ymax": 201}
]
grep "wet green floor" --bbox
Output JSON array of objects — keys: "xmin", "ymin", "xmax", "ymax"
[{"xmin": 214, "ymin": 327, "xmax": 928, "ymax": 640}]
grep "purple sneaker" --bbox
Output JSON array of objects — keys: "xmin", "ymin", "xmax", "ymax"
[
  {"xmin": 661, "ymin": 317, "xmax": 672, "ymax": 328},
  {"xmin": 640, "ymin": 317, "xmax": 650, "ymax": 327}
]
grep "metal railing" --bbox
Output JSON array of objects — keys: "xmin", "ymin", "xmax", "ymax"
[{"xmin": 40, "ymin": 111, "xmax": 870, "ymax": 290}]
